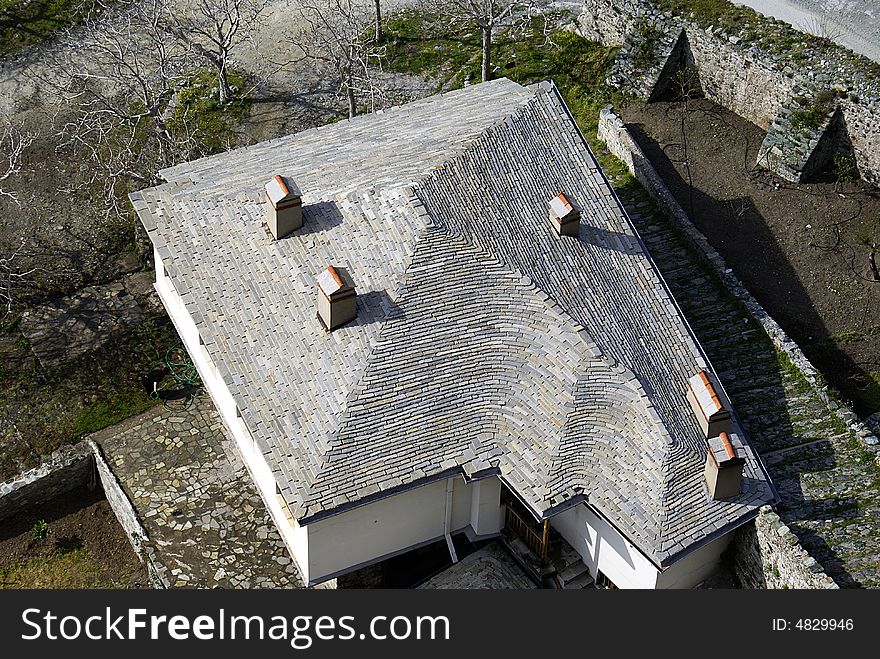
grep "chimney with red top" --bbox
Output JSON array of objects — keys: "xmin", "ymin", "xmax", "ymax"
[
  {"xmin": 265, "ymin": 174, "xmax": 302, "ymax": 239},
  {"xmin": 316, "ymin": 265, "xmax": 356, "ymax": 330},
  {"xmin": 548, "ymin": 192, "xmax": 580, "ymax": 236},
  {"xmin": 704, "ymin": 431, "xmax": 746, "ymax": 499}
]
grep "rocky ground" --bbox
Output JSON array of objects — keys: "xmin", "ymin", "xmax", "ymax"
[{"xmin": 93, "ymin": 398, "xmax": 305, "ymax": 588}]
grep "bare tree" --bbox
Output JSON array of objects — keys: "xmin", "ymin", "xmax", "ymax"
[
  {"xmin": 288, "ymin": 0, "xmax": 386, "ymax": 119},
  {"xmin": 48, "ymin": 0, "xmax": 197, "ymax": 214},
  {"xmin": 0, "ymin": 118, "xmax": 36, "ymax": 315},
  {"xmin": 444, "ymin": 0, "xmax": 534, "ymax": 82},
  {"xmin": 0, "ymin": 115, "xmax": 33, "ymax": 204},
  {"xmin": 170, "ymin": 0, "xmax": 270, "ymax": 104},
  {"xmin": 0, "ymin": 238, "xmax": 38, "ymax": 317}
]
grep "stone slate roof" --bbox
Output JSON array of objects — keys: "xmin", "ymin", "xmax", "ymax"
[{"xmin": 132, "ymin": 78, "xmax": 775, "ymax": 567}]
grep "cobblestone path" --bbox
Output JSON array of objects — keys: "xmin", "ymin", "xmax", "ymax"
[
  {"xmin": 93, "ymin": 398, "xmax": 302, "ymax": 588},
  {"xmin": 612, "ymin": 181, "xmax": 880, "ymax": 588}
]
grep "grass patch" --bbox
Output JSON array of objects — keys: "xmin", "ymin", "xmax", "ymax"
[
  {"xmin": 66, "ymin": 392, "xmax": 154, "ymax": 441},
  {"xmin": 171, "ymin": 68, "xmax": 251, "ymax": 156},
  {"xmin": 632, "ymin": 19, "xmax": 665, "ymax": 69},
  {"xmin": 789, "ymin": 90, "xmax": 840, "ymax": 131},
  {"xmin": 0, "ymin": 319, "xmax": 179, "ymax": 480},
  {"xmin": 0, "ymin": 548, "xmax": 126, "ymax": 588},
  {"xmin": 383, "ymin": 10, "xmax": 486, "ymax": 89},
  {"xmin": 0, "ymin": 0, "xmax": 95, "ymax": 56},
  {"xmin": 384, "ymin": 9, "xmax": 628, "ymax": 164}
]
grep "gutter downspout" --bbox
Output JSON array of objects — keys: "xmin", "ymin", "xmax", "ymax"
[{"xmin": 444, "ymin": 478, "xmax": 459, "ymax": 564}]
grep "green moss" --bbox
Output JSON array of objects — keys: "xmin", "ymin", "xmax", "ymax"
[
  {"xmin": 789, "ymin": 88, "xmax": 848, "ymax": 131},
  {"xmin": 0, "ymin": 0, "xmax": 96, "ymax": 56},
  {"xmin": 632, "ymin": 19, "xmax": 665, "ymax": 69},
  {"xmin": 67, "ymin": 393, "xmax": 155, "ymax": 441},
  {"xmin": 384, "ymin": 9, "xmax": 628, "ymax": 166},
  {"xmin": 383, "ymin": 10, "xmax": 482, "ymax": 88},
  {"xmin": 170, "ymin": 69, "xmax": 251, "ymax": 156}
]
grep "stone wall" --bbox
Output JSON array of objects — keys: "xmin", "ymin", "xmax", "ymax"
[
  {"xmin": 0, "ymin": 442, "xmax": 94, "ymax": 522},
  {"xmin": 734, "ymin": 507, "xmax": 837, "ymax": 589},
  {"xmin": 578, "ymin": 0, "xmax": 880, "ymax": 186},
  {"xmin": 597, "ymin": 106, "xmax": 877, "ymax": 587},
  {"xmin": 0, "ymin": 439, "xmax": 165, "ymax": 586}
]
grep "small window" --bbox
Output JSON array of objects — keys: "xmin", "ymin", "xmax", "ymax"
[{"xmin": 596, "ymin": 570, "xmax": 618, "ymax": 590}]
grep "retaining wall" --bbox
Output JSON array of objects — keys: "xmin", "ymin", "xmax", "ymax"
[{"xmin": 578, "ymin": 0, "xmax": 880, "ymax": 185}]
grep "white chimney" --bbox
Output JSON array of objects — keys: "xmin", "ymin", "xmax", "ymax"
[
  {"xmin": 265, "ymin": 174, "xmax": 302, "ymax": 239},
  {"xmin": 704, "ymin": 431, "xmax": 746, "ymax": 499},
  {"xmin": 687, "ymin": 370, "xmax": 732, "ymax": 438},
  {"xmin": 316, "ymin": 266, "xmax": 356, "ymax": 330},
  {"xmin": 548, "ymin": 192, "xmax": 580, "ymax": 236}
]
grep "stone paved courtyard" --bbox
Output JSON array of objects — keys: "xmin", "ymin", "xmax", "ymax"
[
  {"xmin": 93, "ymin": 398, "xmax": 303, "ymax": 588},
  {"xmin": 612, "ymin": 178, "xmax": 880, "ymax": 588}
]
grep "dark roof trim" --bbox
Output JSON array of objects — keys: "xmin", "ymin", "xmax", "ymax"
[{"xmin": 297, "ymin": 466, "xmax": 463, "ymax": 526}]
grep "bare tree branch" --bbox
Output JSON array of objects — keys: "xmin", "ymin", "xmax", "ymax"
[
  {"xmin": 44, "ymin": 0, "xmax": 198, "ymax": 216},
  {"xmin": 286, "ymin": 0, "xmax": 387, "ymax": 119},
  {"xmin": 168, "ymin": 0, "xmax": 270, "ymax": 103},
  {"xmin": 442, "ymin": 0, "xmax": 538, "ymax": 82},
  {"xmin": 0, "ymin": 238, "xmax": 39, "ymax": 317},
  {"xmin": 0, "ymin": 115, "xmax": 34, "ymax": 204}
]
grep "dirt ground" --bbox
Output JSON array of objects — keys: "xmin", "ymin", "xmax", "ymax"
[
  {"xmin": 621, "ymin": 97, "xmax": 880, "ymax": 416},
  {"xmin": 0, "ymin": 484, "xmax": 149, "ymax": 587}
]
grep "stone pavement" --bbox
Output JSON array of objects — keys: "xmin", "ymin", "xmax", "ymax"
[
  {"xmin": 92, "ymin": 398, "xmax": 303, "ymax": 588},
  {"xmin": 418, "ymin": 542, "xmax": 536, "ymax": 589},
  {"xmin": 613, "ymin": 180, "xmax": 880, "ymax": 588}
]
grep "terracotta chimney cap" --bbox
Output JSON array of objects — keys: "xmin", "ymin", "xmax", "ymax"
[
  {"xmin": 688, "ymin": 371, "xmax": 729, "ymax": 420},
  {"xmin": 265, "ymin": 174, "xmax": 301, "ymax": 208},
  {"xmin": 706, "ymin": 432, "xmax": 745, "ymax": 468},
  {"xmin": 316, "ymin": 265, "xmax": 355, "ymax": 299}
]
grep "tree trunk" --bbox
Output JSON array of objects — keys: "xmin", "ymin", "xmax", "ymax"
[
  {"xmin": 346, "ymin": 79, "xmax": 356, "ymax": 119},
  {"xmin": 218, "ymin": 62, "xmax": 230, "ymax": 104},
  {"xmin": 374, "ymin": 0, "xmax": 382, "ymax": 42},
  {"xmin": 481, "ymin": 26, "xmax": 492, "ymax": 82}
]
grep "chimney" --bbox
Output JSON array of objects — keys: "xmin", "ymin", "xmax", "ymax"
[
  {"xmin": 316, "ymin": 265, "xmax": 356, "ymax": 330},
  {"xmin": 704, "ymin": 431, "xmax": 746, "ymax": 499},
  {"xmin": 548, "ymin": 192, "xmax": 580, "ymax": 236},
  {"xmin": 265, "ymin": 174, "xmax": 302, "ymax": 239},
  {"xmin": 687, "ymin": 370, "xmax": 732, "ymax": 438}
]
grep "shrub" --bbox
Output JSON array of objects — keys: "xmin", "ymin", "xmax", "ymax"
[{"xmin": 31, "ymin": 519, "xmax": 49, "ymax": 541}]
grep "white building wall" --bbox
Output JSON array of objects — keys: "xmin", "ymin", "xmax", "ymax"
[
  {"xmin": 154, "ymin": 255, "xmax": 311, "ymax": 583},
  {"xmin": 552, "ymin": 502, "xmax": 734, "ymax": 589},
  {"xmin": 655, "ymin": 533, "xmax": 731, "ymax": 589},
  {"xmin": 306, "ymin": 475, "xmax": 504, "ymax": 584},
  {"xmin": 552, "ymin": 504, "xmax": 659, "ymax": 589},
  {"xmin": 470, "ymin": 479, "xmax": 504, "ymax": 536}
]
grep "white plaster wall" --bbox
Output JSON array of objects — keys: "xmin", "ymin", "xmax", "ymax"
[
  {"xmin": 552, "ymin": 504, "xmax": 660, "ymax": 589},
  {"xmin": 655, "ymin": 533, "xmax": 731, "ymax": 589},
  {"xmin": 306, "ymin": 476, "xmax": 481, "ymax": 583},
  {"xmin": 470, "ymin": 478, "xmax": 504, "ymax": 536}
]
